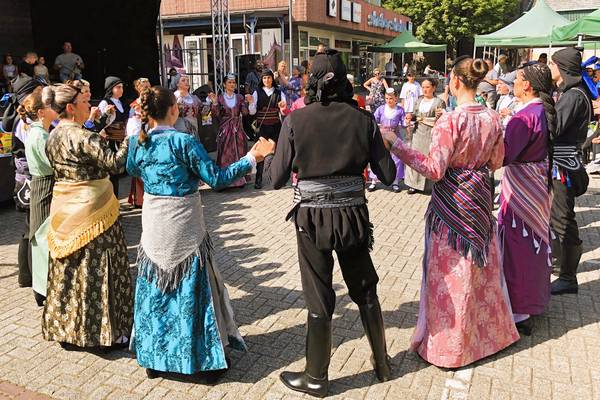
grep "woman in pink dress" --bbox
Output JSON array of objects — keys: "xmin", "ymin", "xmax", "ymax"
[{"xmin": 383, "ymin": 56, "xmax": 520, "ymax": 368}]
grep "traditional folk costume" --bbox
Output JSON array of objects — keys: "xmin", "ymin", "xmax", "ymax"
[
  {"xmin": 389, "ymin": 104, "xmax": 519, "ymax": 368},
  {"xmin": 266, "ymin": 51, "xmax": 397, "ymax": 397},
  {"xmin": 404, "ymin": 96, "xmax": 446, "ymax": 193},
  {"xmin": 24, "ymin": 121, "xmax": 54, "ymax": 305},
  {"xmin": 127, "ymin": 98, "xmax": 144, "ymax": 207},
  {"xmin": 42, "ymin": 120, "xmax": 132, "ymax": 347},
  {"xmin": 249, "ymin": 70, "xmax": 286, "ymax": 188},
  {"xmin": 368, "ymin": 103, "xmax": 405, "ymax": 191},
  {"xmin": 99, "ymin": 76, "xmax": 130, "ymax": 198},
  {"xmin": 127, "ymin": 126, "xmax": 253, "ymax": 375},
  {"xmin": 212, "ymin": 92, "xmax": 249, "ymax": 188},
  {"xmin": 499, "ymin": 98, "xmax": 552, "ymax": 328},
  {"xmin": 549, "ymin": 48, "xmax": 593, "ymax": 295},
  {"xmin": 174, "ymin": 90, "xmax": 202, "ymax": 140}
]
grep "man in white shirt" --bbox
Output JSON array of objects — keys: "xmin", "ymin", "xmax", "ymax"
[
  {"xmin": 54, "ymin": 42, "xmax": 85, "ymax": 82},
  {"xmin": 399, "ymin": 72, "xmax": 422, "ymax": 113}
]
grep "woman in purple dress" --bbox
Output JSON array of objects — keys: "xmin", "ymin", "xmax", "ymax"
[
  {"xmin": 209, "ymin": 74, "xmax": 251, "ymax": 188},
  {"xmin": 499, "ymin": 62, "xmax": 555, "ymax": 336},
  {"xmin": 368, "ymin": 88, "xmax": 405, "ymax": 192}
]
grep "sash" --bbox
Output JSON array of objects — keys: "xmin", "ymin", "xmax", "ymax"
[
  {"xmin": 48, "ymin": 178, "xmax": 120, "ymax": 259},
  {"xmin": 500, "ymin": 161, "xmax": 552, "ymax": 252},
  {"xmin": 427, "ymin": 167, "xmax": 493, "ymax": 268}
]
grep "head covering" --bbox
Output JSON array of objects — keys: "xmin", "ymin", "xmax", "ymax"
[
  {"xmin": 521, "ymin": 63, "xmax": 554, "ymax": 95},
  {"xmin": 499, "ymin": 71, "xmax": 517, "ymax": 89},
  {"xmin": 1, "ymin": 75, "xmax": 45, "ymax": 132},
  {"xmin": 104, "ymin": 76, "xmax": 123, "ymax": 99},
  {"xmin": 385, "ymin": 87, "xmax": 396, "ymax": 95},
  {"xmin": 552, "ymin": 48, "xmax": 583, "ymax": 92},
  {"xmin": 225, "ymin": 73, "xmax": 236, "ymax": 82},
  {"xmin": 305, "ymin": 49, "xmax": 354, "ymax": 105}
]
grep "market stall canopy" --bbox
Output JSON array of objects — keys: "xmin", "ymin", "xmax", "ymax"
[
  {"xmin": 551, "ymin": 9, "xmax": 600, "ymax": 41},
  {"xmin": 367, "ymin": 31, "xmax": 446, "ymax": 53},
  {"xmin": 474, "ymin": 0, "xmax": 572, "ymax": 48}
]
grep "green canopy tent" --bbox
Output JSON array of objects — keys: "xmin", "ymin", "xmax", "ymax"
[
  {"xmin": 551, "ymin": 9, "xmax": 600, "ymax": 42},
  {"xmin": 367, "ymin": 31, "xmax": 447, "ymax": 74},
  {"xmin": 474, "ymin": 0, "xmax": 574, "ymax": 56}
]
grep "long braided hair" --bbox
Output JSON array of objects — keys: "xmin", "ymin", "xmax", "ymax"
[
  {"xmin": 138, "ymin": 86, "xmax": 177, "ymax": 146},
  {"xmin": 521, "ymin": 63, "xmax": 556, "ymax": 192}
]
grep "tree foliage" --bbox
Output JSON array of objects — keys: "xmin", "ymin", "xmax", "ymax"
[{"xmin": 383, "ymin": 0, "xmax": 520, "ymax": 55}]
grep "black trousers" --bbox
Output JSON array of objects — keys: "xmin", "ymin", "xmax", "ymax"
[
  {"xmin": 255, "ymin": 123, "xmax": 281, "ymax": 183},
  {"xmin": 296, "ymin": 229, "xmax": 379, "ymax": 319},
  {"xmin": 17, "ymin": 209, "xmax": 32, "ymax": 286},
  {"xmin": 551, "ymin": 178, "xmax": 581, "ymax": 246},
  {"xmin": 107, "ymin": 139, "xmax": 122, "ymax": 197}
]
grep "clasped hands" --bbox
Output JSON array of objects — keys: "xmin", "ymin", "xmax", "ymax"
[{"xmin": 249, "ymin": 137, "xmax": 276, "ymax": 162}]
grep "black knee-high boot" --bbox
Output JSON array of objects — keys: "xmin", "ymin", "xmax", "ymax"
[
  {"xmin": 359, "ymin": 298, "xmax": 392, "ymax": 382},
  {"xmin": 280, "ymin": 314, "xmax": 331, "ymax": 398}
]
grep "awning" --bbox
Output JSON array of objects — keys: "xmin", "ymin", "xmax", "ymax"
[
  {"xmin": 367, "ymin": 31, "xmax": 446, "ymax": 53},
  {"xmin": 474, "ymin": 0, "xmax": 572, "ymax": 48},
  {"xmin": 551, "ymin": 9, "xmax": 600, "ymax": 41}
]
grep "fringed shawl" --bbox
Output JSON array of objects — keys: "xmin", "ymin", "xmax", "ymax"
[
  {"xmin": 138, "ymin": 191, "xmax": 209, "ymax": 293},
  {"xmin": 427, "ymin": 167, "xmax": 494, "ymax": 268}
]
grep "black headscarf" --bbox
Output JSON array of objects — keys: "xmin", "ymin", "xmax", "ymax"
[
  {"xmin": 259, "ymin": 69, "xmax": 275, "ymax": 87},
  {"xmin": 552, "ymin": 47, "xmax": 583, "ymax": 91},
  {"xmin": 305, "ymin": 49, "xmax": 355, "ymax": 105},
  {"xmin": 103, "ymin": 76, "xmax": 123, "ymax": 100},
  {"xmin": 1, "ymin": 75, "xmax": 45, "ymax": 132}
]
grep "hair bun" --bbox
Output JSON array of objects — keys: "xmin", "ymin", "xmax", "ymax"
[
  {"xmin": 470, "ymin": 58, "xmax": 489, "ymax": 81},
  {"xmin": 42, "ymin": 86, "xmax": 55, "ymax": 107}
]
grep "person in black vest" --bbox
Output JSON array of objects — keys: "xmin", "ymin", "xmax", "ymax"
[
  {"xmin": 264, "ymin": 50, "xmax": 396, "ymax": 397},
  {"xmin": 547, "ymin": 48, "xmax": 593, "ymax": 294},
  {"xmin": 249, "ymin": 69, "xmax": 287, "ymax": 189},
  {"xmin": 99, "ymin": 76, "xmax": 130, "ymax": 197}
]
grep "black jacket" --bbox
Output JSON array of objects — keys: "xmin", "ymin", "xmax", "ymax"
[{"xmin": 554, "ymin": 83, "xmax": 592, "ymax": 147}]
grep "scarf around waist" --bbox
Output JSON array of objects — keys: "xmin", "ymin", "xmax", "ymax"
[
  {"xmin": 286, "ymin": 176, "xmax": 365, "ymax": 221},
  {"xmin": 48, "ymin": 177, "xmax": 120, "ymax": 259},
  {"xmin": 552, "ymin": 144, "xmax": 583, "ymax": 171},
  {"xmin": 427, "ymin": 167, "xmax": 493, "ymax": 268},
  {"xmin": 138, "ymin": 191, "xmax": 209, "ymax": 293},
  {"xmin": 501, "ymin": 160, "xmax": 552, "ymax": 250}
]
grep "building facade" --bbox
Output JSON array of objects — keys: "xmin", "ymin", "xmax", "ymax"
[{"xmin": 159, "ymin": 0, "xmax": 410, "ymax": 88}]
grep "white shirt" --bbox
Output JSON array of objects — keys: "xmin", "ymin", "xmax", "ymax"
[
  {"xmin": 385, "ymin": 62, "xmax": 395, "ymax": 73},
  {"xmin": 418, "ymin": 97, "xmax": 435, "ymax": 114},
  {"xmin": 99, "ymin": 98, "xmax": 124, "ymax": 113},
  {"xmin": 223, "ymin": 92, "xmax": 237, "ymax": 108},
  {"xmin": 399, "ymin": 82, "xmax": 422, "ymax": 113},
  {"xmin": 249, "ymin": 87, "xmax": 286, "ymax": 115}
]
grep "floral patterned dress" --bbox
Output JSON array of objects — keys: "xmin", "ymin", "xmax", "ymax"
[
  {"xmin": 369, "ymin": 78, "xmax": 386, "ymax": 111},
  {"xmin": 42, "ymin": 120, "xmax": 133, "ymax": 347},
  {"xmin": 390, "ymin": 104, "xmax": 520, "ymax": 368}
]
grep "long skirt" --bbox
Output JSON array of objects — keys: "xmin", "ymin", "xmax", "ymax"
[
  {"xmin": 405, "ymin": 125, "xmax": 434, "ymax": 192},
  {"xmin": 499, "ymin": 210, "xmax": 551, "ymax": 315},
  {"xmin": 29, "ymin": 175, "xmax": 54, "ymax": 296},
  {"xmin": 42, "ymin": 222, "xmax": 133, "ymax": 347},
  {"xmin": 134, "ymin": 243, "xmax": 246, "ymax": 374},
  {"xmin": 411, "ymin": 224, "xmax": 520, "ymax": 368},
  {"xmin": 369, "ymin": 128, "xmax": 405, "ymax": 184},
  {"xmin": 216, "ymin": 124, "xmax": 248, "ymax": 188}
]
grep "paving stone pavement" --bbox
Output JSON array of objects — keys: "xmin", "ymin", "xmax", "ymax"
[{"xmin": 0, "ymin": 175, "xmax": 599, "ymax": 400}]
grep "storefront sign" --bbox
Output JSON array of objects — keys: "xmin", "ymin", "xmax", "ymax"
[
  {"xmin": 327, "ymin": 0, "xmax": 337, "ymax": 17},
  {"xmin": 352, "ymin": 3, "xmax": 361, "ymax": 23},
  {"xmin": 367, "ymin": 11, "xmax": 404, "ymax": 32},
  {"xmin": 341, "ymin": 0, "xmax": 352, "ymax": 21}
]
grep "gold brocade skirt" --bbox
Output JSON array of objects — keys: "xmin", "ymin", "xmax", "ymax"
[{"xmin": 42, "ymin": 221, "xmax": 133, "ymax": 347}]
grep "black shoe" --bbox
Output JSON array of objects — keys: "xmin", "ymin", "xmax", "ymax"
[
  {"xmin": 33, "ymin": 291, "xmax": 46, "ymax": 307},
  {"xmin": 551, "ymin": 242, "xmax": 581, "ymax": 295},
  {"xmin": 59, "ymin": 342, "xmax": 80, "ymax": 351},
  {"xmin": 392, "ymin": 184, "xmax": 401, "ymax": 193},
  {"xmin": 280, "ymin": 314, "xmax": 331, "ymax": 398},
  {"xmin": 407, "ymin": 188, "xmax": 416, "ymax": 195},
  {"xmin": 367, "ymin": 183, "xmax": 377, "ymax": 192},
  {"xmin": 551, "ymin": 278, "xmax": 578, "ymax": 295},
  {"xmin": 146, "ymin": 368, "xmax": 160, "ymax": 379},
  {"xmin": 254, "ymin": 182, "xmax": 263, "ymax": 189},
  {"xmin": 359, "ymin": 299, "xmax": 392, "ymax": 382},
  {"xmin": 515, "ymin": 318, "xmax": 533, "ymax": 336}
]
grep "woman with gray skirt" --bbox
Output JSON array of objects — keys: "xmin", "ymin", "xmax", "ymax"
[{"xmin": 404, "ymin": 78, "xmax": 445, "ymax": 194}]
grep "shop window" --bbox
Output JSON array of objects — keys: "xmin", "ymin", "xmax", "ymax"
[
  {"xmin": 300, "ymin": 31, "xmax": 308, "ymax": 47},
  {"xmin": 335, "ymin": 40, "xmax": 351, "ymax": 50},
  {"xmin": 319, "ymin": 38, "xmax": 330, "ymax": 47},
  {"xmin": 309, "ymin": 36, "xmax": 321, "ymax": 47}
]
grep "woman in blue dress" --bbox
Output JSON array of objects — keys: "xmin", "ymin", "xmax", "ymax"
[{"xmin": 126, "ymin": 86, "xmax": 274, "ymax": 379}]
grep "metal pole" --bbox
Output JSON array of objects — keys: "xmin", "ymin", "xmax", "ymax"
[
  {"xmin": 289, "ymin": 0, "xmax": 293, "ymax": 69},
  {"xmin": 157, "ymin": 11, "xmax": 167, "ymax": 87},
  {"xmin": 444, "ymin": 49, "xmax": 447, "ymax": 76}
]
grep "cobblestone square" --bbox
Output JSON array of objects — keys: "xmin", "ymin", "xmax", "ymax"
[{"xmin": 0, "ymin": 176, "xmax": 599, "ymax": 400}]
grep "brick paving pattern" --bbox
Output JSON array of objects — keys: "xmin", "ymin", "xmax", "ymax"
[{"xmin": 0, "ymin": 176, "xmax": 599, "ymax": 400}]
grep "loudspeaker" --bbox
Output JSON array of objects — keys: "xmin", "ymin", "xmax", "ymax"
[{"xmin": 237, "ymin": 54, "xmax": 261, "ymax": 94}]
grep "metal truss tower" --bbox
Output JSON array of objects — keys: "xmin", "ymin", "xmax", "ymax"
[{"xmin": 211, "ymin": 0, "xmax": 232, "ymax": 94}]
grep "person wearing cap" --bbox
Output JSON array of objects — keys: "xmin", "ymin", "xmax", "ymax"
[
  {"xmin": 208, "ymin": 74, "xmax": 252, "ymax": 189},
  {"xmin": 2, "ymin": 75, "xmax": 46, "ymax": 289},
  {"xmin": 547, "ymin": 47, "xmax": 594, "ymax": 295},
  {"xmin": 264, "ymin": 49, "xmax": 396, "ymax": 397},
  {"xmin": 496, "ymin": 71, "xmax": 518, "ymax": 128},
  {"xmin": 499, "ymin": 62, "xmax": 555, "ymax": 336},
  {"xmin": 249, "ymin": 69, "xmax": 287, "ymax": 189},
  {"xmin": 99, "ymin": 76, "xmax": 129, "ymax": 197}
]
